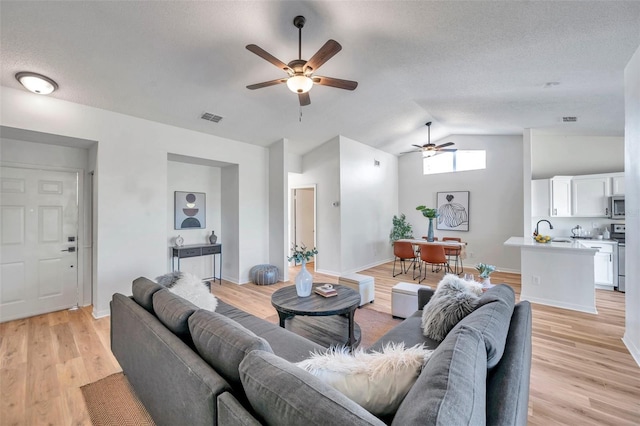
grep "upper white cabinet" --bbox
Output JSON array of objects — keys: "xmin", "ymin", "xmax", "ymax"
[
  {"xmin": 572, "ymin": 176, "xmax": 611, "ymax": 217},
  {"xmin": 531, "ymin": 179, "xmax": 550, "ymax": 216},
  {"xmin": 611, "ymin": 173, "xmax": 625, "ymax": 195},
  {"xmin": 550, "ymin": 177, "xmax": 572, "ymax": 217}
]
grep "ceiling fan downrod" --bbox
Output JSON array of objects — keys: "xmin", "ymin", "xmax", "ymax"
[{"xmin": 294, "ymin": 15, "xmax": 305, "ymax": 60}]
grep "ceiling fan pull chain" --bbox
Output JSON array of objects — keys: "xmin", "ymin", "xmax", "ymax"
[{"xmin": 299, "ymin": 106, "xmax": 303, "ymax": 122}]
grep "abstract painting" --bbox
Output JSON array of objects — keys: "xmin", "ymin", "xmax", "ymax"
[
  {"xmin": 175, "ymin": 191, "xmax": 206, "ymax": 229},
  {"xmin": 436, "ymin": 191, "xmax": 469, "ymax": 231}
]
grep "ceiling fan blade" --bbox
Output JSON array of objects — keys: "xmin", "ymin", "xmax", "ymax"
[
  {"xmin": 246, "ymin": 44, "xmax": 291, "ymax": 73},
  {"xmin": 305, "ymin": 40, "xmax": 342, "ymax": 73},
  {"xmin": 399, "ymin": 150, "xmax": 421, "ymax": 155},
  {"xmin": 439, "ymin": 148, "xmax": 457, "ymax": 152},
  {"xmin": 299, "ymin": 92, "xmax": 310, "ymax": 106},
  {"xmin": 411, "ymin": 144, "xmax": 424, "ymax": 149},
  {"xmin": 435, "ymin": 142, "xmax": 455, "ymax": 149},
  {"xmin": 312, "ymin": 76, "xmax": 358, "ymax": 91},
  {"xmin": 246, "ymin": 78, "xmax": 287, "ymax": 90}
]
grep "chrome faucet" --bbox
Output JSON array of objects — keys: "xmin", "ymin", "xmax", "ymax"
[{"xmin": 534, "ymin": 219, "xmax": 554, "ymax": 237}]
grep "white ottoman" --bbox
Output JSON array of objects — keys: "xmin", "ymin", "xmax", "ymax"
[
  {"xmin": 338, "ymin": 273, "xmax": 375, "ymax": 307},
  {"xmin": 392, "ymin": 282, "xmax": 432, "ymax": 319}
]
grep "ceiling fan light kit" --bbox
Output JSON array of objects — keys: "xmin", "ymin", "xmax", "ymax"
[{"xmin": 246, "ymin": 15, "xmax": 358, "ymax": 106}]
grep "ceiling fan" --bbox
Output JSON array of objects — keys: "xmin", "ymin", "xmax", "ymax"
[
  {"xmin": 246, "ymin": 15, "xmax": 358, "ymax": 106},
  {"xmin": 401, "ymin": 122, "xmax": 456, "ymax": 157}
]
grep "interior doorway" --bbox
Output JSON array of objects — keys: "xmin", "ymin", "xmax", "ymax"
[{"xmin": 290, "ymin": 186, "xmax": 316, "ymax": 268}]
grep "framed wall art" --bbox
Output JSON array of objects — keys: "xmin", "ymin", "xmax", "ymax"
[
  {"xmin": 175, "ymin": 191, "xmax": 206, "ymax": 229},
  {"xmin": 436, "ymin": 191, "xmax": 469, "ymax": 231}
]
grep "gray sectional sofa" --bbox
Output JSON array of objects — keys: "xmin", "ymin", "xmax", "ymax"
[{"xmin": 110, "ymin": 277, "xmax": 532, "ymax": 425}]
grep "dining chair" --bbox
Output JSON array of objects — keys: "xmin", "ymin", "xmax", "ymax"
[
  {"xmin": 442, "ymin": 237, "xmax": 463, "ymax": 275},
  {"xmin": 392, "ymin": 241, "xmax": 418, "ymax": 277},
  {"xmin": 418, "ymin": 244, "xmax": 451, "ymax": 283}
]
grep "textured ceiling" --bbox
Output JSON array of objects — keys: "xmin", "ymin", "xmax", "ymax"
[{"xmin": 2, "ymin": 1, "xmax": 639, "ymax": 155}]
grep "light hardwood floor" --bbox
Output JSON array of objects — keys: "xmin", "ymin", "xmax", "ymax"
[{"xmin": 1, "ymin": 263, "xmax": 638, "ymax": 425}]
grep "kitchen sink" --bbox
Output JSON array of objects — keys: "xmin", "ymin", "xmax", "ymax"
[{"xmin": 551, "ymin": 238, "xmax": 573, "ymax": 243}]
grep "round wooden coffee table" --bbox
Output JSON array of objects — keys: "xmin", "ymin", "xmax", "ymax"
[{"xmin": 271, "ymin": 284, "xmax": 361, "ymax": 348}]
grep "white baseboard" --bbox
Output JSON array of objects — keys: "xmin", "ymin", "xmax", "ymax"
[
  {"xmin": 622, "ymin": 333, "xmax": 640, "ymax": 368},
  {"xmin": 520, "ymin": 294, "xmax": 598, "ymax": 314},
  {"xmin": 92, "ymin": 307, "xmax": 110, "ymax": 319}
]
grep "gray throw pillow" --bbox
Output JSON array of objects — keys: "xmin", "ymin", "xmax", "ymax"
[
  {"xmin": 152, "ymin": 288, "xmax": 198, "ymax": 339},
  {"xmin": 239, "ymin": 350, "xmax": 386, "ymax": 426},
  {"xmin": 189, "ymin": 309, "xmax": 273, "ymax": 389},
  {"xmin": 421, "ymin": 274, "xmax": 482, "ymax": 341},
  {"xmin": 131, "ymin": 277, "xmax": 164, "ymax": 313}
]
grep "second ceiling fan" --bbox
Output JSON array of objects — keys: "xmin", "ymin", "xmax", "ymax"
[
  {"xmin": 246, "ymin": 15, "xmax": 358, "ymax": 106},
  {"xmin": 402, "ymin": 122, "xmax": 456, "ymax": 157}
]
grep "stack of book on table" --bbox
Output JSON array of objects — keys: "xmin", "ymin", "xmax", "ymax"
[{"xmin": 314, "ymin": 285, "xmax": 337, "ymax": 297}]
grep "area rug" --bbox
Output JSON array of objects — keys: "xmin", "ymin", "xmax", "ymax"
[
  {"xmin": 265, "ymin": 307, "xmax": 402, "ymax": 349},
  {"xmin": 81, "ymin": 373, "xmax": 155, "ymax": 426}
]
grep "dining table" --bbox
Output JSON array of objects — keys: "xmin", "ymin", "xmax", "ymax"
[{"xmin": 396, "ymin": 238, "xmax": 468, "ymax": 259}]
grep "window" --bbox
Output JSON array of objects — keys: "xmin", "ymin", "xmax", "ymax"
[{"xmin": 423, "ymin": 150, "xmax": 486, "ymax": 175}]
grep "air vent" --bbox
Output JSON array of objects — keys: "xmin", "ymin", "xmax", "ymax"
[
  {"xmin": 201, "ymin": 112, "xmax": 223, "ymax": 123},
  {"xmin": 562, "ymin": 116, "xmax": 577, "ymax": 122}
]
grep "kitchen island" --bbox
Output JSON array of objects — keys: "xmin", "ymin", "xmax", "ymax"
[{"xmin": 504, "ymin": 237, "xmax": 599, "ymax": 313}]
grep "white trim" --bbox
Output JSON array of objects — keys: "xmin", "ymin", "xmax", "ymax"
[
  {"xmin": 622, "ymin": 333, "xmax": 640, "ymax": 368},
  {"xmin": 520, "ymin": 295, "xmax": 598, "ymax": 315}
]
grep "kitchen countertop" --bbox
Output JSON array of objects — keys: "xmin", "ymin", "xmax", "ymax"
[{"xmin": 504, "ymin": 236, "xmax": 604, "ymax": 254}]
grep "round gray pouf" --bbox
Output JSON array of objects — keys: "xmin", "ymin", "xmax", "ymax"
[{"xmin": 250, "ymin": 264, "xmax": 279, "ymax": 285}]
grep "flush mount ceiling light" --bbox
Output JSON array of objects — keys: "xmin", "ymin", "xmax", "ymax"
[
  {"xmin": 286, "ymin": 75, "xmax": 314, "ymax": 94},
  {"xmin": 15, "ymin": 72, "xmax": 58, "ymax": 95}
]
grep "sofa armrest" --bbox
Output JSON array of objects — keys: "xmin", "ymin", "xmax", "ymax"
[
  {"xmin": 417, "ymin": 287, "xmax": 435, "ymax": 310},
  {"xmin": 217, "ymin": 392, "xmax": 262, "ymax": 426}
]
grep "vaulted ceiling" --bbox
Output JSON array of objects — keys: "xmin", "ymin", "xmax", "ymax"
[{"xmin": 2, "ymin": 1, "xmax": 639, "ymax": 155}]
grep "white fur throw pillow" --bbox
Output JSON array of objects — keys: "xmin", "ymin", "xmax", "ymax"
[
  {"xmin": 421, "ymin": 274, "xmax": 482, "ymax": 341},
  {"xmin": 296, "ymin": 343, "xmax": 433, "ymax": 416},
  {"xmin": 156, "ymin": 272, "xmax": 218, "ymax": 312}
]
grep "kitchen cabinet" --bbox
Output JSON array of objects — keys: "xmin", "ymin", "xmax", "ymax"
[
  {"xmin": 531, "ymin": 179, "xmax": 550, "ymax": 216},
  {"xmin": 612, "ymin": 174, "xmax": 625, "ymax": 195},
  {"xmin": 580, "ymin": 241, "xmax": 614, "ymax": 287},
  {"xmin": 550, "ymin": 177, "xmax": 572, "ymax": 217},
  {"xmin": 571, "ymin": 176, "xmax": 610, "ymax": 217}
]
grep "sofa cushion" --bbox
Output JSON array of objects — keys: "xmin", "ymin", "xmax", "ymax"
[
  {"xmin": 458, "ymin": 284, "xmax": 515, "ymax": 369},
  {"xmin": 132, "ymin": 277, "xmax": 164, "ymax": 313},
  {"xmin": 421, "ymin": 274, "xmax": 482, "ymax": 341},
  {"xmin": 189, "ymin": 309, "xmax": 273, "ymax": 390},
  {"xmin": 152, "ymin": 288, "xmax": 198, "ymax": 340},
  {"xmin": 367, "ymin": 312, "xmax": 440, "ymax": 353},
  {"xmin": 487, "ymin": 301, "xmax": 532, "ymax": 426},
  {"xmin": 296, "ymin": 343, "xmax": 433, "ymax": 417},
  {"xmin": 239, "ymin": 350, "xmax": 386, "ymax": 426},
  {"xmin": 391, "ymin": 325, "xmax": 487, "ymax": 426}
]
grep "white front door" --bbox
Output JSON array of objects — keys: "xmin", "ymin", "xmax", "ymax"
[{"xmin": 1, "ymin": 166, "xmax": 79, "ymax": 322}]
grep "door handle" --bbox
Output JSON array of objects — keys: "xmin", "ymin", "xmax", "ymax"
[{"xmin": 61, "ymin": 247, "xmax": 76, "ymax": 252}]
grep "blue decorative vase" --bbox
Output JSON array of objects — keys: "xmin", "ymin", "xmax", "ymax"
[
  {"xmin": 295, "ymin": 259, "xmax": 313, "ymax": 297},
  {"xmin": 427, "ymin": 218, "xmax": 435, "ymax": 242}
]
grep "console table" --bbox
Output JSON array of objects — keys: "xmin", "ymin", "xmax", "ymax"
[{"xmin": 171, "ymin": 243, "xmax": 222, "ymax": 284}]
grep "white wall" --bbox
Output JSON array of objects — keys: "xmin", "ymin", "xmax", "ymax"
[
  {"xmin": 339, "ymin": 136, "xmax": 398, "ymax": 273},
  {"xmin": 167, "ymin": 160, "xmax": 221, "ymax": 278},
  {"xmin": 221, "ymin": 165, "xmax": 240, "ymax": 283},
  {"xmin": 0, "ymin": 137, "xmax": 93, "ymax": 305},
  {"xmin": 0, "ymin": 86, "xmax": 269, "ymax": 317},
  {"xmin": 398, "ymin": 135, "xmax": 523, "ymax": 273},
  {"xmin": 531, "ymin": 135, "xmax": 624, "ymax": 179},
  {"xmin": 623, "ymin": 44, "xmax": 640, "ymax": 366},
  {"xmin": 289, "ymin": 137, "xmax": 341, "ymax": 274},
  {"xmin": 269, "ymin": 139, "xmax": 288, "ymax": 281}
]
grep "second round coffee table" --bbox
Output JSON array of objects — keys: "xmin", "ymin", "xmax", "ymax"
[{"xmin": 271, "ymin": 284, "xmax": 361, "ymax": 348}]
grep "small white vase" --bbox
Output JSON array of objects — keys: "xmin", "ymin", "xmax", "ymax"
[
  {"xmin": 483, "ymin": 277, "xmax": 491, "ymax": 286},
  {"xmin": 295, "ymin": 260, "xmax": 313, "ymax": 297}
]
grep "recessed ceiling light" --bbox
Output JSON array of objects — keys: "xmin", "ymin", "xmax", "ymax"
[{"xmin": 15, "ymin": 72, "xmax": 58, "ymax": 95}]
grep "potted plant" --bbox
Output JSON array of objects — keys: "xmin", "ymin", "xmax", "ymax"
[
  {"xmin": 475, "ymin": 263, "xmax": 496, "ymax": 285},
  {"xmin": 389, "ymin": 213, "xmax": 414, "ymax": 245},
  {"xmin": 416, "ymin": 205, "xmax": 439, "ymax": 242},
  {"xmin": 288, "ymin": 244, "xmax": 318, "ymax": 297}
]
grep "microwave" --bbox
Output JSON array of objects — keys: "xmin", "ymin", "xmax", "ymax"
[{"xmin": 609, "ymin": 196, "xmax": 625, "ymax": 219}]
